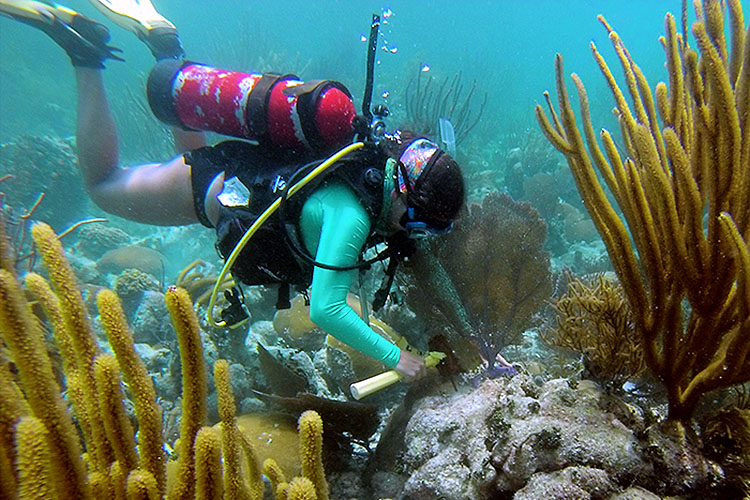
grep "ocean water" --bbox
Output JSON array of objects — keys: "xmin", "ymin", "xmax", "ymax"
[{"xmin": 2, "ymin": 0, "xmax": 744, "ymax": 148}]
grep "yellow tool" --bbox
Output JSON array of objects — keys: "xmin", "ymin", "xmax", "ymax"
[{"xmin": 349, "ymin": 350, "xmax": 445, "ymax": 400}]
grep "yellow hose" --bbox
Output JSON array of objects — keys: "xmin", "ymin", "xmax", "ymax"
[{"xmin": 206, "ymin": 142, "xmax": 366, "ymax": 328}]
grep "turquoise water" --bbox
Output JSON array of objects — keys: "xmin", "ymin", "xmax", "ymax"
[{"xmin": 2, "ymin": 0, "xmax": 745, "ymax": 150}]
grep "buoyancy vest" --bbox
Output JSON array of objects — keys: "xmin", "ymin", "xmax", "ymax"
[{"xmin": 185, "ymin": 140, "xmax": 388, "ymax": 290}]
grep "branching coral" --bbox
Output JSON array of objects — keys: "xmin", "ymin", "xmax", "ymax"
[
  {"xmin": 0, "ymin": 222, "xmax": 334, "ymax": 499},
  {"xmin": 0, "ymin": 267, "xmax": 91, "ymax": 499},
  {"xmin": 535, "ymin": 0, "xmax": 750, "ymax": 419},
  {"xmin": 402, "ymin": 66, "xmax": 487, "ymax": 146},
  {"xmin": 175, "ymin": 259, "xmax": 237, "ymax": 314},
  {"xmin": 400, "ymin": 191, "xmax": 551, "ymax": 375},
  {"xmin": 542, "ymin": 273, "xmax": 645, "ymax": 389}
]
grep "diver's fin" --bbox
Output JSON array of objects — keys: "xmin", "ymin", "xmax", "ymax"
[
  {"xmin": 0, "ymin": 0, "xmax": 124, "ymax": 68},
  {"xmin": 0, "ymin": 0, "xmax": 74, "ymax": 24},
  {"xmin": 88, "ymin": 0, "xmax": 183, "ymax": 59}
]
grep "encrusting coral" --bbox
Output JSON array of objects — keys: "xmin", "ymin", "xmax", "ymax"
[
  {"xmin": 536, "ymin": 0, "xmax": 750, "ymax": 420},
  {"xmin": 0, "ymin": 221, "xmax": 334, "ymax": 499}
]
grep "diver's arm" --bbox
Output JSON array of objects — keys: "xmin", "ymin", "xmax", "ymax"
[
  {"xmin": 75, "ymin": 67, "xmax": 198, "ymax": 225},
  {"xmin": 301, "ymin": 184, "xmax": 402, "ymax": 369}
]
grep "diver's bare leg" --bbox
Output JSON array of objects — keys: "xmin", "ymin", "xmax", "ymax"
[
  {"xmin": 75, "ymin": 67, "xmax": 120, "ymax": 190},
  {"xmin": 75, "ymin": 68, "xmax": 205, "ymax": 182},
  {"xmin": 172, "ymin": 127, "xmax": 206, "ymax": 153}
]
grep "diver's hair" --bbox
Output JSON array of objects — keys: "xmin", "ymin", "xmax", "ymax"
[{"xmin": 383, "ymin": 131, "xmax": 466, "ymax": 229}]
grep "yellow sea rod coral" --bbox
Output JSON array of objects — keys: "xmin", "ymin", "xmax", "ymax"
[
  {"xmin": 110, "ymin": 460, "xmax": 127, "ymax": 500},
  {"xmin": 287, "ymin": 477, "xmax": 317, "ymax": 500},
  {"xmin": 0, "ymin": 269, "xmax": 91, "ymax": 499},
  {"xmin": 263, "ymin": 457, "xmax": 287, "ymax": 495},
  {"xmin": 15, "ymin": 416, "xmax": 53, "ymax": 500},
  {"xmin": 94, "ymin": 354, "xmax": 138, "ymax": 472},
  {"xmin": 0, "ymin": 359, "xmax": 29, "ymax": 494},
  {"xmin": 32, "ymin": 222, "xmax": 114, "ymax": 470},
  {"xmin": 97, "ymin": 289, "xmax": 166, "ymax": 494},
  {"xmin": 165, "ymin": 285, "xmax": 207, "ymax": 500},
  {"xmin": 215, "ymin": 359, "xmax": 258, "ymax": 500},
  {"xmin": 298, "ymin": 410, "xmax": 328, "ymax": 500},
  {"xmin": 125, "ymin": 469, "xmax": 160, "ymax": 500},
  {"xmin": 194, "ymin": 427, "xmax": 223, "ymax": 500},
  {"xmin": 23, "ymin": 273, "xmax": 78, "ymax": 375},
  {"xmin": 1, "ymin": 222, "xmax": 336, "ymax": 499},
  {"xmin": 536, "ymin": 0, "xmax": 750, "ymax": 420},
  {"xmin": 0, "ymin": 215, "xmax": 13, "ymax": 275}
]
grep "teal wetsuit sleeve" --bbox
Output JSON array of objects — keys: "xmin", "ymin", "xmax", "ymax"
[{"xmin": 299, "ymin": 183, "xmax": 402, "ymax": 368}]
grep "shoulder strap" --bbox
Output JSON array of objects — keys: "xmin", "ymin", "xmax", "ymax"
[{"xmin": 185, "ymin": 140, "xmax": 260, "ymax": 227}]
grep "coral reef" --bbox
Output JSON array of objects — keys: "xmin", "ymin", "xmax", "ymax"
[
  {"xmin": 114, "ymin": 268, "xmax": 161, "ymax": 307},
  {"xmin": 74, "ymin": 223, "xmax": 131, "ymax": 260},
  {"xmin": 378, "ymin": 373, "xmax": 730, "ymax": 498},
  {"xmin": 0, "ymin": 135, "xmax": 88, "ymax": 226},
  {"xmin": 536, "ymin": 0, "xmax": 750, "ymax": 420},
  {"xmin": 97, "ymin": 245, "xmax": 167, "ymax": 282},
  {"xmin": 400, "ymin": 190, "xmax": 551, "ymax": 374},
  {"xmin": 701, "ymin": 406, "xmax": 750, "ymax": 497},
  {"xmin": 542, "ymin": 272, "xmax": 645, "ymax": 389}
]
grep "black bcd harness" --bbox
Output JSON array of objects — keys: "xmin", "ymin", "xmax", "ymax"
[{"xmin": 185, "ymin": 140, "xmax": 415, "ymax": 310}]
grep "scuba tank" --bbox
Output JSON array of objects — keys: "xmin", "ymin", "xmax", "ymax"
[{"xmin": 146, "ymin": 59, "xmax": 357, "ymax": 152}]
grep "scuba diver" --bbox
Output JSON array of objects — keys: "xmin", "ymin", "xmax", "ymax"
[{"xmin": 0, "ymin": 0, "xmax": 466, "ymax": 382}]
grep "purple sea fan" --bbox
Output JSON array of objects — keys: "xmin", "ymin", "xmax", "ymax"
[{"xmin": 400, "ymin": 191, "xmax": 551, "ymax": 377}]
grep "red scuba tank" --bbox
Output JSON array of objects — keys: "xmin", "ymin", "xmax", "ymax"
[{"xmin": 146, "ymin": 59, "xmax": 356, "ymax": 152}]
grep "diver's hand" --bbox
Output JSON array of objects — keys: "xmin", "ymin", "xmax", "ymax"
[{"xmin": 394, "ymin": 349, "xmax": 426, "ymax": 381}]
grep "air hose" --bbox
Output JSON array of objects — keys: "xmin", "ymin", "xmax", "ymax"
[{"xmin": 205, "ymin": 141, "xmax": 366, "ymax": 328}]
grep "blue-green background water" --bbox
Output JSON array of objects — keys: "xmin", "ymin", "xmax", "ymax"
[{"xmin": 2, "ymin": 0, "xmax": 745, "ymax": 159}]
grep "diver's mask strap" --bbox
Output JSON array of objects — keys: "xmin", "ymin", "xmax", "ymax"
[{"xmin": 373, "ymin": 157, "xmax": 396, "ymax": 234}]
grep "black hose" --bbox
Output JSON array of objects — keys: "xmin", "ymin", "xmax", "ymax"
[{"xmin": 361, "ymin": 14, "xmax": 380, "ymax": 121}]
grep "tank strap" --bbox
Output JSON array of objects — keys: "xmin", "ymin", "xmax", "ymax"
[
  {"xmin": 246, "ymin": 73, "xmax": 297, "ymax": 145},
  {"xmin": 285, "ymin": 80, "xmax": 352, "ymax": 151}
]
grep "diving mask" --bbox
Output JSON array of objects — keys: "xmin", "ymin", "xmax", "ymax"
[{"xmin": 401, "ymin": 208, "xmax": 453, "ymax": 239}]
